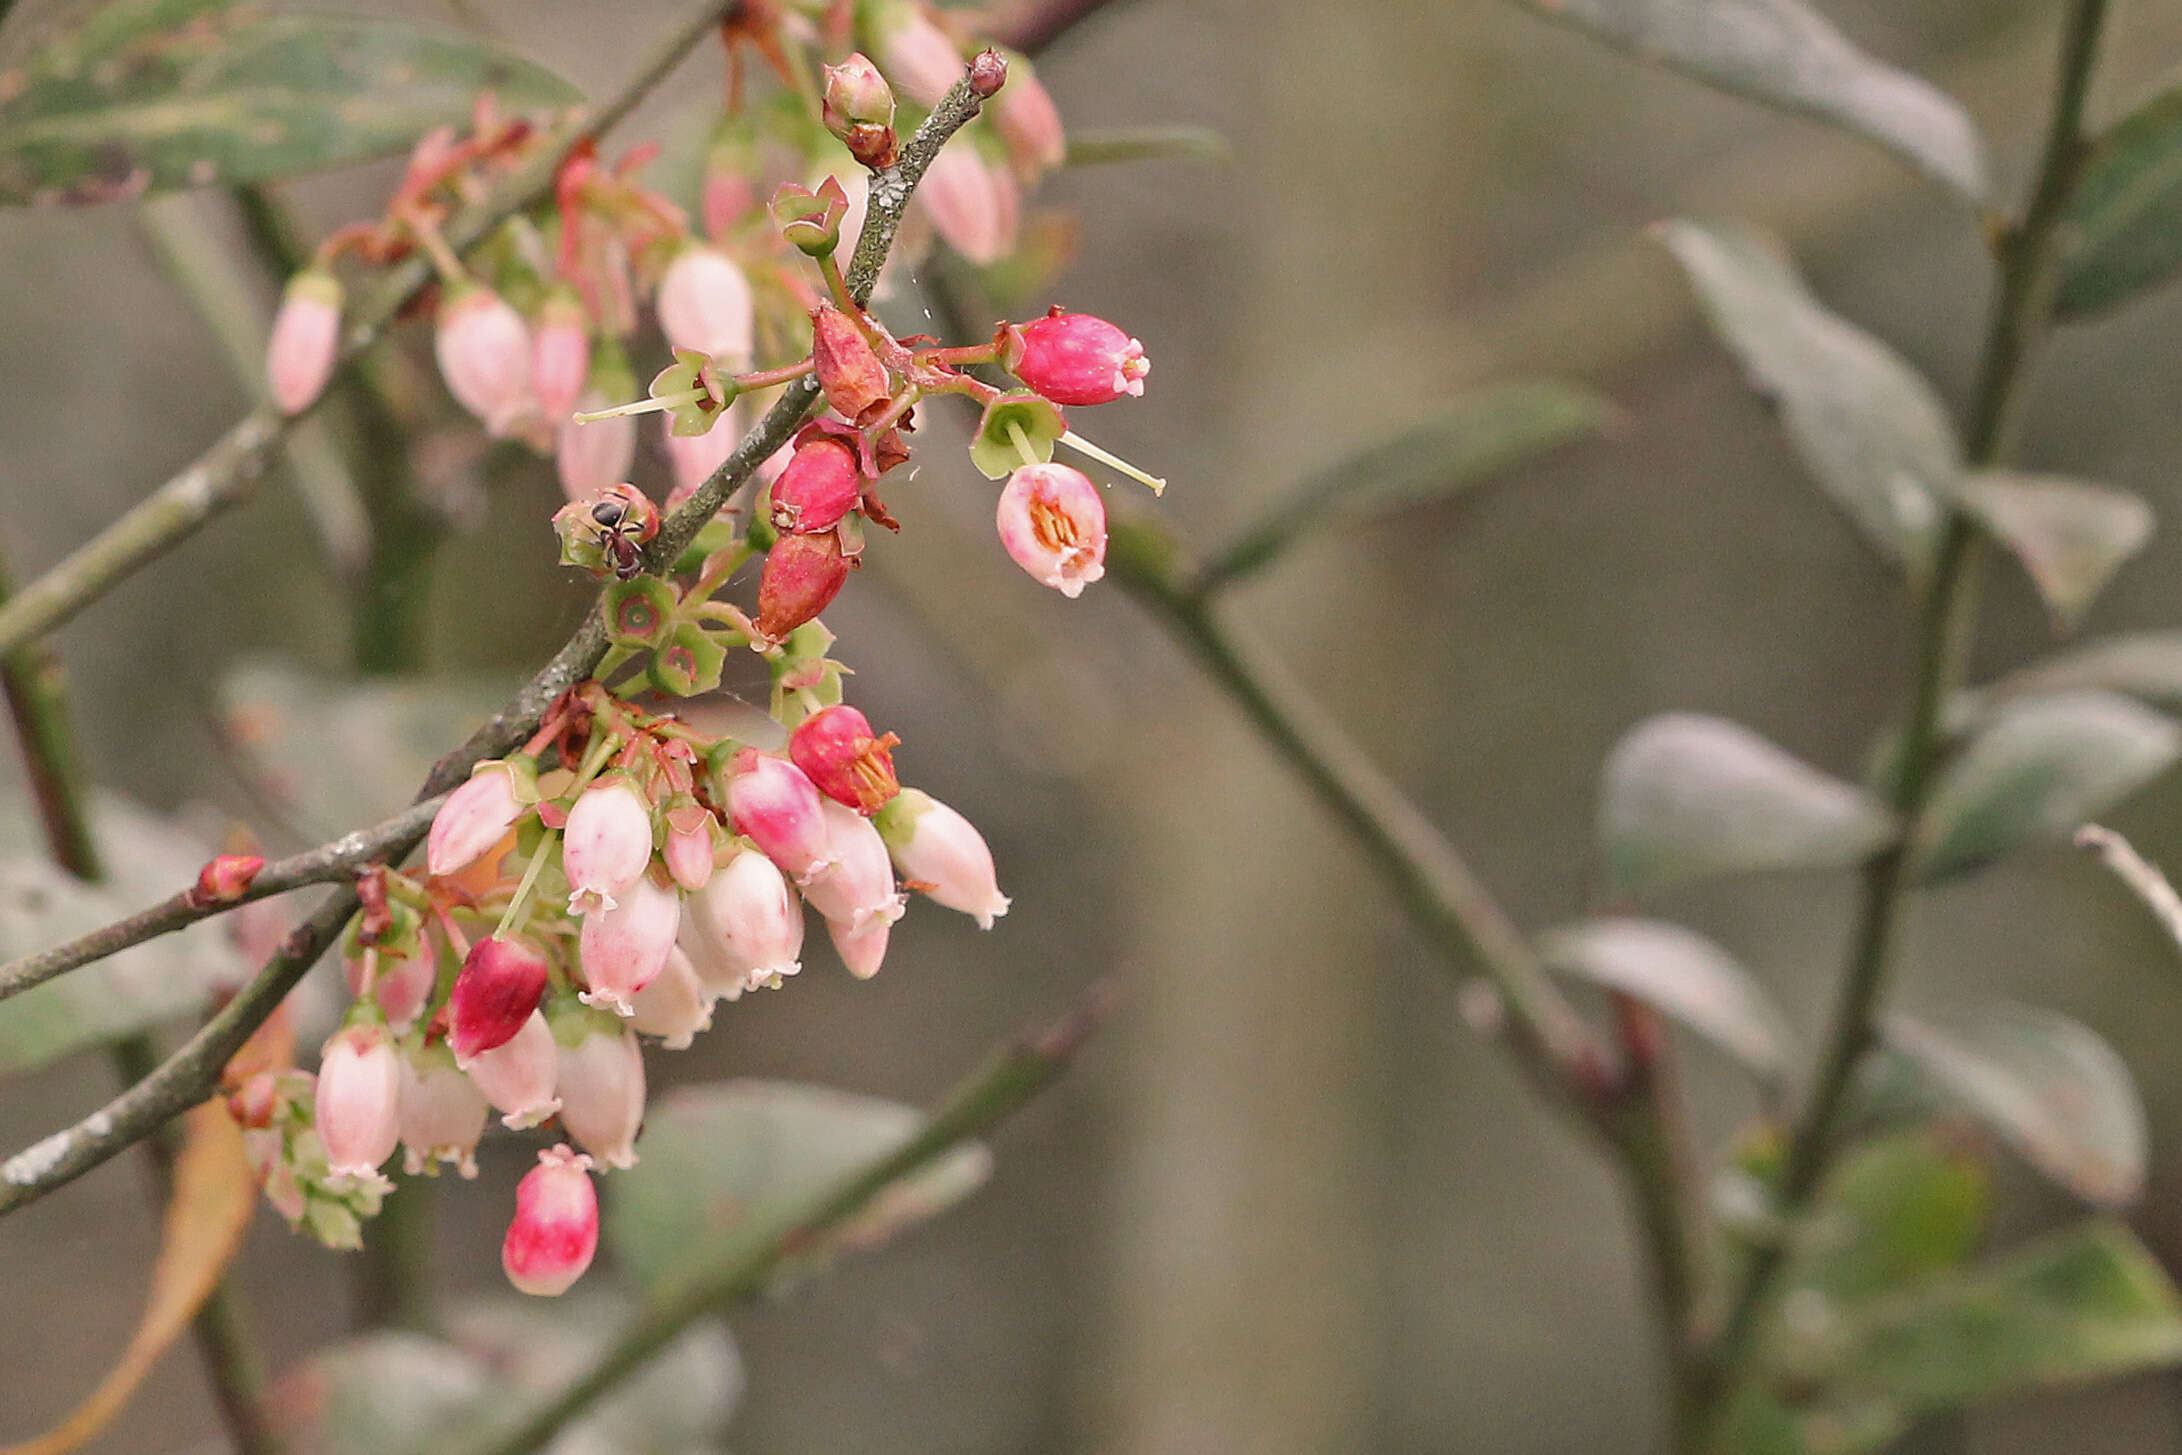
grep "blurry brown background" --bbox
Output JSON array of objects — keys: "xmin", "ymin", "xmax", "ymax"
[{"xmin": 7, "ymin": 0, "xmax": 2182, "ymax": 1451}]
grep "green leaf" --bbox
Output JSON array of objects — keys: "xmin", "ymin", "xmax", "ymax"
[
  {"xmin": 1062, "ymin": 125, "xmax": 1232, "ymax": 167},
  {"xmin": 1598, "ymin": 713, "xmax": 1896, "ymax": 896},
  {"xmin": 1914, "ymin": 689, "xmax": 2180, "ymax": 882},
  {"xmin": 1836, "ymin": 1221, "xmax": 2182, "ymax": 1410},
  {"xmin": 217, "ymin": 659, "xmax": 520, "ymax": 841},
  {"xmin": 263, "ymin": 1332, "xmax": 504, "ymax": 1455},
  {"xmin": 1793, "ymin": 1130, "xmax": 1991, "ymax": 1307},
  {"xmin": 1885, "ymin": 1005, "xmax": 2145, "ymax": 1208},
  {"xmin": 0, "ymin": 794, "xmax": 247, "ymax": 1074},
  {"xmin": 1511, "ymin": 0, "xmax": 1986, "ymax": 202},
  {"xmin": 1535, "ymin": 916, "xmax": 1793, "ymax": 1081},
  {"xmin": 0, "ymin": 4, "xmax": 581, "ymax": 206},
  {"xmin": 1658, "ymin": 220, "xmax": 1958, "ymax": 578},
  {"xmin": 1956, "ymin": 472, "xmax": 2153, "ymax": 633},
  {"xmin": 605, "ymin": 1079, "xmax": 992, "ymax": 1296},
  {"xmin": 2056, "ymin": 85, "xmax": 2182, "ymax": 318},
  {"xmin": 1206, "ymin": 380, "xmax": 1613, "ymax": 587},
  {"xmin": 1986, "ymin": 631, "xmax": 2182, "ymax": 711}
]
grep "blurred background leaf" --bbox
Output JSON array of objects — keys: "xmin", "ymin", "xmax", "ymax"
[{"xmin": 2055, "ymin": 84, "xmax": 2182, "ymax": 318}]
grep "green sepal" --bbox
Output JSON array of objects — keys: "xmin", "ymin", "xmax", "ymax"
[
  {"xmin": 873, "ymin": 786, "xmax": 934, "ymax": 852},
  {"xmin": 606, "ymin": 577, "xmax": 680, "ymax": 649},
  {"xmin": 515, "ymin": 814, "xmax": 550, "ymax": 858},
  {"xmin": 651, "ymin": 347, "xmax": 738, "ymax": 437},
  {"xmin": 969, "ymin": 389, "xmax": 1066, "ymax": 480},
  {"xmin": 648, "ymin": 622, "xmax": 729, "ymax": 697},
  {"xmin": 673, "ymin": 519, "xmax": 742, "ymax": 575}
]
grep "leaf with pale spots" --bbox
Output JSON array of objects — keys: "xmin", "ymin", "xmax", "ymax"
[
  {"xmin": 606, "ymin": 1079, "xmax": 992, "ymax": 1296},
  {"xmin": 0, "ymin": 3, "xmax": 581, "ymax": 207},
  {"xmin": 1956, "ymin": 472, "xmax": 2153, "ymax": 634},
  {"xmin": 1913, "ymin": 689, "xmax": 2180, "ymax": 882},
  {"xmin": 1535, "ymin": 917, "xmax": 1792, "ymax": 1083},
  {"xmin": 1884, "ymin": 1005, "xmax": 2146, "ymax": 1208},
  {"xmin": 1598, "ymin": 712, "xmax": 1896, "ymax": 896},
  {"xmin": 1510, "ymin": 0, "xmax": 1987, "ymax": 202},
  {"xmin": 1659, "ymin": 220, "xmax": 1959, "ymax": 579}
]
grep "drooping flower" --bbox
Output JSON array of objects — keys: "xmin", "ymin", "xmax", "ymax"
[
  {"xmin": 531, "ymin": 289, "xmax": 591, "ymax": 424},
  {"xmin": 427, "ymin": 761, "xmax": 526, "ymax": 878},
  {"xmin": 554, "ymin": 1018, "xmax": 646, "ymax": 1170},
  {"xmin": 680, "ymin": 846, "xmax": 803, "ymax": 994},
  {"xmin": 801, "ymin": 799, "xmax": 907, "ymax": 933},
  {"xmin": 577, "ymin": 871, "xmax": 681, "ymax": 1016},
  {"xmin": 465, "ymin": 1008, "xmax": 562, "ymax": 1129},
  {"xmin": 448, "ymin": 934, "xmax": 551, "ymax": 1062},
  {"xmin": 662, "ymin": 806, "xmax": 718, "ymax": 892},
  {"xmin": 556, "ymin": 399, "xmax": 637, "ymax": 501},
  {"xmin": 435, "ymin": 285, "xmax": 536, "ymax": 438},
  {"xmin": 871, "ymin": 0, "xmax": 964, "ymax": 108},
  {"xmin": 628, "ymin": 946, "xmax": 715, "ymax": 1048},
  {"xmin": 876, "ymin": 788, "xmax": 1010, "ymax": 928},
  {"xmin": 347, "ymin": 944, "xmax": 436, "ymax": 1034},
  {"xmin": 828, "ymin": 915, "xmax": 890, "ymax": 979},
  {"xmin": 992, "ymin": 55, "xmax": 1066, "ymax": 178},
  {"xmin": 996, "ymin": 462, "xmax": 1106, "ymax": 597},
  {"xmin": 727, "ymin": 750, "xmax": 836, "ymax": 882},
  {"xmin": 314, "ymin": 1022, "xmax": 402, "ymax": 1191},
  {"xmin": 562, "ymin": 776, "xmax": 654, "ymax": 914},
  {"xmin": 397, "ymin": 1041, "xmax": 489, "ymax": 1179},
  {"xmin": 656, "ymin": 245, "xmax": 754, "ymax": 369},
  {"xmin": 267, "ymin": 270, "xmax": 343, "ymax": 416},
  {"xmin": 502, "ymin": 1145, "xmax": 598, "ymax": 1296},
  {"xmin": 914, "ymin": 143, "xmax": 1018, "ymax": 266}
]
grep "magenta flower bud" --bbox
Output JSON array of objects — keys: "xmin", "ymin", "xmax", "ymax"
[
  {"xmin": 531, "ymin": 290, "xmax": 591, "ymax": 424},
  {"xmin": 448, "ymin": 933, "xmax": 551, "ymax": 1062},
  {"xmin": 828, "ymin": 915, "xmax": 891, "ymax": 980},
  {"xmin": 193, "ymin": 852, "xmax": 264, "ymax": 906},
  {"xmin": 346, "ymin": 944, "xmax": 436, "ymax": 1033},
  {"xmin": 810, "ymin": 306, "xmax": 894, "ymax": 427},
  {"xmin": 876, "ymin": 788, "xmax": 1010, "ymax": 928},
  {"xmin": 997, "ymin": 462, "xmax": 1106, "ymax": 597},
  {"xmin": 770, "ymin": 435, "xmax": 864, "ymax": 535},
  {"xmin": 728, "ymin": 750, "xmax": 837, "ymax": 882},
  {"xmin": 629, "ymin": 946, "xmax": 714, "ymax": 1048},
  {"xmin": 428, "ymin": 761, "xmax": 526, "ymax": 878},
  {"xmin": 872, "ymin": 1, "xmax": 963, "ymax": 108},
  {"xmin": 1014, "ymin": 313, "xmax": 1149, "ymax": 406},
  {"xmin": 789, "ymin": 704, "xmax": 901, "ymax": 815},
  {"xmin": 435, "ymin": 285, "xmax": 536, "ymax": 438},
  {"xmin": 915, "ymin": 144, "xmax": 1019, "ymax": 266},
  {"xmin": 502, "ymin": 1145, "xmax": 598, "ymax": 1297},
  {"xmin": 577, "ymin": 871, "xmax": 680, "ymax": 1016},
  {"xmin": 556, "ymin": 400, "xmax": 637, "ymax": 501},
  {"xmin": 466, "ymin": 1008, "xmax": 562, "ymax": 1129},
  {"xmin": 993, "ymin": 57, "xmax": 1066, "ymax": 178},
  {"xmin": 656, "ymin": 245, "xmax": 754, "ymax": 369},
  {"xmin": 562, "ymin": 776, "xmax": 654, "ymax": 915},
  {"xmin": 398, "ymin": 1042, "xmax": 488, "ymax": 1179},
  {"xmin": 663, "ymin": 808, "xmax": 717, "ymax": 892},
  {"xmin": 823, "ymin": 52, "xmax": 896, "ymax": 134},
  {"xmin": 315, "ymin": 1022, "xmax": 402, "ymax": 1190},
  {"xmin": 801, "ymin": 799, "xmax": 907, "ymax": 934},
  {"xmin": 267, "ymin": 269, "xmax": 343, "ymax": 415},
  {"xmin": 754, "ymin": 528, "xmax": 851, "ymax": 642},
  {"xmin": 556, "ymin": 1021, "xmax": 646, "ymax": 1170},
  {"xmin": 682, "ymin": 846, "xmax": 804, "ymax": 994}
]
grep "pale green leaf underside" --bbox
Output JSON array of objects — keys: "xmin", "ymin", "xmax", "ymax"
[
  {"xmin": 1957, "ymin": 471, "xmax": 2153, "ymax": 633},
  {"xmin": 1536, "ymin": 916, "xmax": 1793, "ymax": 1080},
  {"xmin": 1512, "ymin": 0, "xmax": 1987, "ymax": 202}
]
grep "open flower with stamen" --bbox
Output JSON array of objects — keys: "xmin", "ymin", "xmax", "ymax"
[
  {"xmin": 1014, "ymin": 312, "xmax": 1149, "ymax": 406},
  {"xmin": 790, "ymin": 705, "xmax": 901, "ymax": 815},
  {"xmin": 996, "ymin": 462, "xmax": 1106, "ymax": 597}
]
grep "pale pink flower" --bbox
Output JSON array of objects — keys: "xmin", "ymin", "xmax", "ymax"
[
  {"xmin": 828, "ymin": 915, "xmax": 890, "ymax": 980},
  {"xmin": 556, "ymin": 398, "xmax": 636, "ymax": 501},
  {"xmin": 435, "ymin": 285, "xmax": 536, "ymax": 438},
  {"xmin": 397, "ymin": 1043, "xmax": 488, "ymax": 1179},
  {"xmin": 914, "ymin": 144, "xmax": 1018, "ymax": 265},
  {"xmin": 876, "ymin": 788, "xmax": 1010, "ymax": 928},
  {"xmin": 427, "ymin": 762, "xmax": 524, "ymax": 878},
  {"xmin": 727, "ymin": 750, "xmax": 836, "ymax": 882},
  {"xmin": 465, "ymin": 1008, "xmax": 562, "ymax": 1129},
  {"xmin": 562, "ymin": 777, "xmax": 654, "ymax": 915},
  {"xmin": 996, "ymin": 462, "xmax": 1106, "ymax": 597},
  {"xmin": 656, "ymin": 245, "xmax": 754, "ymax": 369},
  {"xmin": 502, "ymin": 1145, "xmax": 597, "ymax": 1296},
  {"xmin": 577, "ymin": 872, "xmax": 681, "ymax": 1016},
  {"xmin": 531, "ymin": 291, "xmax": 590, "ymax": 424},
  {"xmin": 315, "ymin": 1022, "xmax": 402, "ymax": 1191},
  {"xmin": 267, "ymin": 271, "xmax": 343, "ymax": 415},
  {"xmin": 681, "ymin": 846, "xmax": 803, "ymax": 994},
  {"xmin": 801, "ymin": 799, "xmax": 907, "ymax": 934},
  {"xmin": 873, "ymin": 1, "xmax": 964, "ymax": 108},
  {"xmin": 556, "ymin": 1022, "xmax": 645, "ymax": 1170},
  {"xmin": 629, "ymin": 946, "xmax": 714, "ymax": 1048}
]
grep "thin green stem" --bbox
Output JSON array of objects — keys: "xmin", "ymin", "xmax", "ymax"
[
  {"xmin": 1696, "ymin": 0, "xmax": 2112, "ymax": 1432},
  {"xmin": 452, "ymin": 990, "xmax": 1106, "ymax": 1455}
]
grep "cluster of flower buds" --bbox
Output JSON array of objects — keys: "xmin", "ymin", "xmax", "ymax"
[
  {"xmin": 263, "ymin": 0, "xmax": 1073, "ymax": 510},
  {"xmin": 236, "ymin": 668, "xmax": 1004, "ymax": 1296}
]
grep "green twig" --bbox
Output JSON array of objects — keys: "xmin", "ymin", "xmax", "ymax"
[
  {"xmin": 454, "ymin": 988, "xmax": 1105, "ymax": 1455},
  {"xmin": 1696, "ymin": 0, "xmax": 2113, "ymax": 1430}
]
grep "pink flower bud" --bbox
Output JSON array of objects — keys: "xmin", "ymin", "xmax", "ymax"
[
  {"xmin": 810, "ymin": 306, "xmax": 893, "ymax": 428},
  {"xmin": 346, "ymin": 944, "xmax": 436, "ymax": 1033},
  {"xmin": 562, "ymin": 777, "xmax": 654, "ymax": 915},
  {"xmin": 873, "ymin": 1, "xmax": 964, "ymax": 108},
  {"xmin": 755, "ymin": 529, "xmax": 851, "ymax": 642},
  {"xmin": 629, "ymin": 946, "xmax": 714, "ymax": 1048},
  {"xmin": 315, "ymin": 1022, "xmax": 402, "ymax": 1190},
  {"xmin": 556, "ymin": 1021, "xmax": 646, "ymax": 1170},
  {"xmin": 398, "ymin": 1042, "xmax": 488, "ymax": 1178},
  {"xmin": 556, "ymin": 400, "xmax": 637, "ymax": 501},
  {"xmin": 728, "ymin": 750, "xmax": 837, "ymax": 882},
  {"xmin": 449, "ymin": 934, "xmax": 551, "ymax": 1062},
  {"xmin": 466, "ymin": 1008, "xmax": 562, "ymax": 1129},
  {"xmin": 824, "ymin": 52, "xmax": 896, "ymax": 133},
  {"xmin": 993, "ymin": 59, "xmax": 1066, "ymax": 178},
  {"xmin": 1014, "ymin": 313, "xmax": 1148, "ymax": 406},
  {"xmin": 915, "ymin": 144, "xmax": 1018, "ymax": 266},
  {"xmin": 503, "ymin": 1145, "xmax": 597, "ymax": 1296},
  {"xmin": 996, "ymin": 462, "xmax": 1106, "ymax": 597},
  {"xmin": 267, "ymin": 270, "xmax": 343, "ymax": 415},
  {"xmin": 790, "ymin": 704, "xmax": 901, "ymax": 815},
  {"xmin": 656, "ymin": 245, "xmax": 754, "ymax": 369},
  {"xmin": 828, "ymin": 915, "xmax": 890, "ymax": 980},
  {"xmin": 703, "ymin": 167, "xmax": 755, "ymax": 241},
  {"xmin": 801, "ymin": 799, "xmax": 907, "ymax": 933},
  {"xmin": 663, "ymin": 808, "xmax": 717, "ymax": 892},
  {"xmin": 577, "ymin": 871, "xmax": 680, "ymax": 1016},
  {"xmin": 770, "ymin": 435, "xmax": 864, "ymax": 535},
  {"xmin": 531, "ymin": 291, "xmax": 591, "ymax": 424},
  {"xmin": 681, "ymin": 846, "xmax": 804, "ymax": 993},
  {"xmin": 435, "ymin": 285, "xmax": 536, "ymax": 438},
  {"xmin": 193, "ymin": 853, "xmax": 264, "ymax": 906},
  {"xmin": 876, "ymin": 788, "xmax": 1010, "ymax": 928},
  {"xmin": 428, "ymin": 762, "xmax": 526, "ymax": 878}
]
